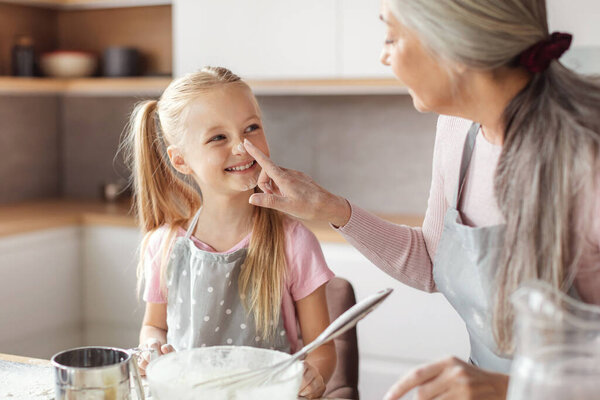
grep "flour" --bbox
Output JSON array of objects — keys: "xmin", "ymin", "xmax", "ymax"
[
  {"xmin": 0, "ymin": 360, "xmax": 54, "ymax": 400},
  {"xmin": 146, "ymin": 347, "xmax": 303, "ymax": 400}
]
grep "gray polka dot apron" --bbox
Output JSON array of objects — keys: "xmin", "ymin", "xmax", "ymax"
[
  {"xmin": 165, "ymin": 209, "xmax": 291, "ymax": 353},
  {"xmin": 432, "ymin": 122, "xmax": 512, "ymax": 373}
]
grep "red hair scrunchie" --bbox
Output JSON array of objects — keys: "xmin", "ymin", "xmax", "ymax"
[{"xmin": 518, "ymin": 32, "xmax": 573, "ymax": 73}]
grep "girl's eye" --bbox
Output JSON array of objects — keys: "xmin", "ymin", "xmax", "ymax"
[
  {"xmin": 384, "ymin": 38, "xmax": 395, "ymax": 45},
  {"xmin": 209, "ymin": 134, "xmax": 226, "ymax": 142},
  {"xmin": 244, "ymin": 124, "xmax": 260, "ymax": 133}
]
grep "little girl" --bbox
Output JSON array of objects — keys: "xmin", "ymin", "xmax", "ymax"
[{"xmin": 123, "ymin": 67, "xmax": 336, "ymax": 398}]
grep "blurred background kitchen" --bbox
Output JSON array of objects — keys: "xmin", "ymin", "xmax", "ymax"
[{"xmin": 0, "ymin": 0, "xmax": 598, "ymax": 398}]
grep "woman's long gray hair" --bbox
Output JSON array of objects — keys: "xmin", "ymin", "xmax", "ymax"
[{"xmin": 387, "ymin": 0, "xmax": 600, "ymax": 353}]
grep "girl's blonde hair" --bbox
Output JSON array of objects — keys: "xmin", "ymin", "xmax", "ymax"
[
  {"xmin": 122, "ymin": 66, "xmax": 287, "ymax": 340},
  {"xmin": 387, "ymin": 0, "xmax": 600, "ymax": 353}
]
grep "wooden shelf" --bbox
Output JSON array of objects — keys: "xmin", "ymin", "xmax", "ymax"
[
  {"xmin": 0, "ymin": 77, "xmax": 409, "ymax": 96},
  {"xmin": 0, "ymin": 0, "xmax": 171, "ymax": 9},
  {"xmin": 0, "ymin": 77, "xmax": 171, "ymax": 95},
  {"xmin": 247, "ymin": 78, "xmax": 409, "ymax": 96}
]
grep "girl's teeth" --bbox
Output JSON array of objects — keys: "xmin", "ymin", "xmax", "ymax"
[{"xmin": 228, "ymin": 161, "xmax": 254, "ymax": 171}]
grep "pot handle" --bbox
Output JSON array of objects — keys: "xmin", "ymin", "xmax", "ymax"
[{"xmin": 129, "ymin": 353, "xmax": 146, "ymax": 400}]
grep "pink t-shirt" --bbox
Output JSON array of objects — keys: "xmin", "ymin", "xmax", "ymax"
[{"xmin": 143, "ymin": 218, "xmax": 335, "ymax": 353}]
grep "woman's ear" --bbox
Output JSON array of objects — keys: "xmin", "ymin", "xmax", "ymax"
[{"xmin": 167, "ymin": 145, "xmax": 193, "ymax": 175}]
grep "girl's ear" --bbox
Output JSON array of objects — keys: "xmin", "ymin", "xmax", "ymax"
[{"xmin": 167, "ymin": 145, "xmax": 193, "ymax": 175}]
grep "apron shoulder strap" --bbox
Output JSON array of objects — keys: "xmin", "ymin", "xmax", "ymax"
[
  {"xmin": 452, "ymin": 122, "xmax": 481, "ymax": 208},
  {"xmin": 184, "ymin": 208, "xmax": 202, "ymax": 239}
]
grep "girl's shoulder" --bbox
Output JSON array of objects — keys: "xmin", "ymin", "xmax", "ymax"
[
  {"xmin": 145, "ymin": 224, "xmax": 186, "ymax": 255},
  {"xmin": 280, "ymin": 216, "xmax": 320, "ymax": 250},
  {"xmin": 279, "ymin": 215, "xmax": 334, "ymax": 298}
]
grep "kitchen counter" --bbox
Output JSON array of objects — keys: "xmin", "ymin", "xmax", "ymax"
[
  {"xmin": 0, "ymin": 199, "xmax": 424, "ymax": 243},
  {"xmin": 0, "ymin": 353, "xmax": 351, "ymax": 400}
]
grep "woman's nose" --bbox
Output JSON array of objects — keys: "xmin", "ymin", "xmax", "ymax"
[{"xmin": 380, "ymin": 47, "xmax": 391, "ymax": 66}]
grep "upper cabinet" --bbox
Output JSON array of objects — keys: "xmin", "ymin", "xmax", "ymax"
[
  {"xmin": 174, "ymin": 0, "xmax": 394, "ymax": 80},
  {"xmin": 339, "ymin": 0, "xmax": 394, "ymax": 78},
  {"xmin": 174, "ymin": 0, "xmax": 337, "ymax": 79}
]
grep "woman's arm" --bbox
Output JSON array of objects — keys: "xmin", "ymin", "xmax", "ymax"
[
  {"xmin": 138, "ymin": 302, "xmax": 174, "ymax": 374},
  {"xmin": 295, "ymin": 284, "xmax": 336, "ymax": 399},
  {"xmin": 243, "ymin": 138, "xmax": 446, "ymax": 293}
]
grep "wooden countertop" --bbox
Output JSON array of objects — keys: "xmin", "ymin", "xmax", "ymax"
[
  {"xmin": 0, "ymin": 199, "xmax": 424, "ymax": 243},
  {"xmin": 0, "ymin": 353, "xmax": 49, "ymax": 365}
]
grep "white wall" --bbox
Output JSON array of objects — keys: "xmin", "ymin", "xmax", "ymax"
[
  {"xmin": 548, "ymin": 0, "xmax": 600, "ymax": 74},
  {"xmin": 548, "ymin": 0, "xmax": 600, "ymax": 47}
]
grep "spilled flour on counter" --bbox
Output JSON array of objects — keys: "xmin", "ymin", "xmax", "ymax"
[{"xmin": 0, "ymin": 360, "xmax": 54, "ymax": 399}]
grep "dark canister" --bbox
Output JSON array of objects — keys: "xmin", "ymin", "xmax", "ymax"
[
  {"xmin": 12, "ymin": 35, "xmax": 35, "ymax": 76},
  {"xmin": 103, "ymin": 47, "xmax": 140, "ymax": 77}
]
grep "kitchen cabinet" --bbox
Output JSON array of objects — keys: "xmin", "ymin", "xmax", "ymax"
[
  {"xmin": 0, "ymin": 223, "xmax": 142, "ymax": 359},
  {"xmin": 81, "ymin": 225, "xmax": 143, "ymax": 348},
  {"xmin": 0, "ymin": 227, "xmax": 82, "ymax": 359},
  {"xmin": 174, "ymin": 0, "xmax": 396, "ymax": 80},
  {"xmin": 174, "ymin": 0, "xmax": 338, "ymax": 79},
  {"xmin": 321, "ymin": 243, "xmax": 470, "ymax": 400}
]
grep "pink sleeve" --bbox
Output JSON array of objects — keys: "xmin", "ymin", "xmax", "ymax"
[
  {"xmin": 286, "ymin": 221, "xmax": 335, "ymax": 301},
  {"xmin": 334, "ymin": 116, "xmax": 450, "ymax": 293},
  {"xmin": 142, "ymin": 227, "xmax": 168, "ymax": 303}
]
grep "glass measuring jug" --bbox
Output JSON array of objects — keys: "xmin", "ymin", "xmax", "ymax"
[{"xmin": 507, "ymin": 281, "xmax": 600, "ymax": 400}]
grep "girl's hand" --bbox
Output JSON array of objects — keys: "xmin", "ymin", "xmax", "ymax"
[
  {"xmin": 243, "ymin": 139, "xmax": 351, "ymax": 227},
  {"xmin": 384, "ymin": 357, "xmax": 509, "ymax": 400},
  {"xmin": 298, "ymin": 360, "xmax": 326, "ymax": 399},
  {"xmin": 137, "ymin": 338, "xmax": 175, "ymax": 376}
]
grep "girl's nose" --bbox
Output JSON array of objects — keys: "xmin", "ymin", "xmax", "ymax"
[{"xmin": 233, "ymin": 142, "xmax": 247, "ymax": 155}]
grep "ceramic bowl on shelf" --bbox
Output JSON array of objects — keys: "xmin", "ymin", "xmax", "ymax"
[{"xmin": 40, "ymin": 51, "xmax": 97, "ymax": 78}]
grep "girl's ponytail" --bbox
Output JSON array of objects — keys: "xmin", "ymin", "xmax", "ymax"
[
  {"xmin": 129, "ymin": 100, "xmax": 168, "ymax": 231},
  {"xmin": 124, "ymin": 99, "xmax": 200, "ymax": 297}
]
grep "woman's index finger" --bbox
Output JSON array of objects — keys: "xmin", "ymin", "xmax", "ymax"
[{"xmin": 244, "ymin": 139, "xmax": 281, "ymax": 178}]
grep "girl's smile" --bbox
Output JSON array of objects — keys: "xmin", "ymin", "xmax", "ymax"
[{"xmin": 224, "ymin": 159, "xmax": 257, "ymax": 173}]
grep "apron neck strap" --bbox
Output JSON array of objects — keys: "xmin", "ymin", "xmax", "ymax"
[
  {"xmin": 453, "ymin": 122, "xmax": 480, "ymax": 208},
  {"xmin": 185, "ymin": 208, "xmax": 202, "ymax": 239}
]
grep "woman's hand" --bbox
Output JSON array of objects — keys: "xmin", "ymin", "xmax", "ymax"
[
  {"xmin": 243, "ymin": 139, "xmax": 351, "ymax": 227},
  {"xmin": 384, "ymin": 357, "xmax": 509, "ymax": 400},
  {"xmin": 298, "ymin": 360, "xmax": 327, "ymax": 399},
  {"xmin": 137, "ymin": 338, "xmax": 175, "ymax": 376}
]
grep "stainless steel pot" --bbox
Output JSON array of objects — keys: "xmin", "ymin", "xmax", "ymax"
[{"xmin": 51, "ymin": 346, "xmax": 145, "ymax": 400}]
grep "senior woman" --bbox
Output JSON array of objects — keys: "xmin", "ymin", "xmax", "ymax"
[{"xmin": 243, "ymin": 0, "xmax": 600, "ymax": 399}]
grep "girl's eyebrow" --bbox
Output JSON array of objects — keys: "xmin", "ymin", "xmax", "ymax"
[
  {"xmin": 201, "ymin": 125, "xmax": 225, "ymax": 136},
  {"xmin": 243, "ymin": 114, "xmax": 261, "ymax": 122},
  {"xmin": 379, "ymin": 14, "xmax": 388, "ymax": 24}
]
